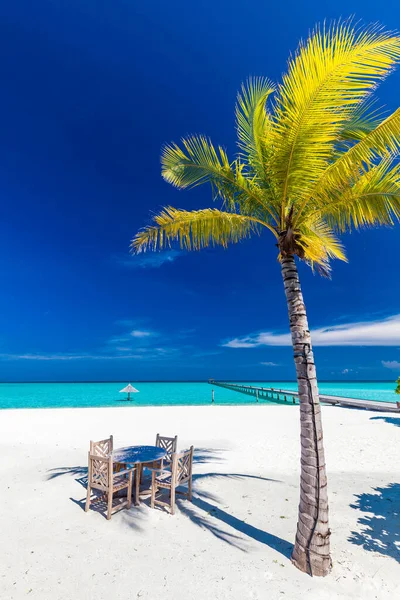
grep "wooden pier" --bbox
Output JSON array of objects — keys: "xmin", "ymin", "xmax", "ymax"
[{"xmin": 209, "ymin": 380, "xmax": 400, "ymax": 413}]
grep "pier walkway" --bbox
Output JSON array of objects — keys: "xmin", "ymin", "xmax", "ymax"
[{"xmin": 208, "ymin": 380, "xmax": 400, "ymax": 413}]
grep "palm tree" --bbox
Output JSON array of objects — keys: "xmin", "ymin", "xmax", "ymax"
[
  {"xmin": 131, "ymin": 22, "xmax": 400, "ymax": 576},
  {"xmin": 396, "ymin": 377, "xmax": 400, "ymax": 395}
]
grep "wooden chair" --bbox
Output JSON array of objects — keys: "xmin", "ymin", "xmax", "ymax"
[
  {"xmin": 85, "ymin": 436, "xmax": 137, "ymax": 519},
  {"xmin": 139, "ymin": 434, "xmax": 178, "ymax": 483},
  {"xmin": 150, "ymin": 446, "xmax": 194, "ymax": 515},
  {"xmin": 90, "ymin": 435, "xmax": 113, "ymax": 457},
  {"xmin": 156, "ymin": 434, "xmax": 178, "ymax": 464},
  {"xmin": 89, "ymin": 435, "xmax": 122, "ymax": 472}
]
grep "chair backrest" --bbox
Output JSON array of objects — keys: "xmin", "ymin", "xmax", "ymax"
[
  {"xmin": 89, "ymin": 435, "xmax": 113, "ymax": 457},
  {"xmin": 172, "ymin": 446, "xmax": 194, "ymax": 485},
  {"xmin": 87, "ymin": 453, "xmax": 113, "ymax": 490},
  {"xmin": 155, "ymin": 434, "xmax": 178, "ymax": 461}
]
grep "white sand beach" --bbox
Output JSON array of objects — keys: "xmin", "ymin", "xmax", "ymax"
[{"xmin": 1, "ymin": 404, "xmax": 399, "ymax": 600}]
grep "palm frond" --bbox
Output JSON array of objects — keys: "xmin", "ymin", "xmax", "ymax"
[
  {"xmin": 297, "ymin": 219, "xmax": 347, "ymax": 277},
  {"xmin": 338, "ymin": 99, "xmax": 386, "ymax": 143},
  {"xmin": 161, "ymin": 135, "xmax": 280, "ymax": 227},
  {"xmin": 270, "ymin": 20, "xmax": 400, "ymax": 223},
  {"xmin": 309, "ymin": 108, "xmax": 400, "ymax": 212},
  {"xmin": 317, "ymin": 157, "xmax": 400, "ymax": 231},
  {"xmin": 235, "ymin": 77, "xmax": 275, "ymax": 180},
  {"xmin": 161, "ymin": 135, "xmax": 231, "ymax": 190},
  {"xmin": 131, "ymin": 207, "xmax": 265, "ymax": 253}
]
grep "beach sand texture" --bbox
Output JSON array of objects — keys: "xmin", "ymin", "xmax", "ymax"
[{"xmin": 1, "ymin": 405, "xmax": 399, "ymax": 599}]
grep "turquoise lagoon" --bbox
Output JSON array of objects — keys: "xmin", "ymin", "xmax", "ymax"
[{"xmin": 0, "ymin": 381, "xmax": 398, "ymax": 410}]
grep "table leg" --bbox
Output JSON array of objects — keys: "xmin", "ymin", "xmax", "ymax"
[{"xmin": 135, "ymin": 465, "xmax": 140, "ymax": 506}]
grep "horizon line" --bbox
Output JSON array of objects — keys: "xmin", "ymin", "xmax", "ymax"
[{"xmin": 0, "ymin": 379, "xmax": 397, "ymax": 384}]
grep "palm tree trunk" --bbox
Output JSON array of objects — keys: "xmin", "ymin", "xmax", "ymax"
[{"xmin": 281, "ymin": 255, "xmax": 332, "ymax": 577}]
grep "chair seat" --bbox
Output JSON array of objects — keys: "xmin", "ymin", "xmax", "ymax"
[
  {"xmin": 155, "ymin": 472, "xmax": 173, "ymax": 487},
  {"xmin": 113, "ymin": 475, "xmax": 130, "ymax": 491}
]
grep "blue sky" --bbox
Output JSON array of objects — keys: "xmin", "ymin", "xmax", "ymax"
[{"xmin": 0, "ymin": 0, "xmax": 400, "ymax": 382}]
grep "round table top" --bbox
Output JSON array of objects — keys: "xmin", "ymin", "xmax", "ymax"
[{"xmin": 112, "ymin": 445, "xmax": 167, "ymax": 464}]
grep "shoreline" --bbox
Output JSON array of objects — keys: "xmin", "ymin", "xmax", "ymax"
[{"xmin": 0, "ymin": 402, "xmax": 290, "ymax": 412}]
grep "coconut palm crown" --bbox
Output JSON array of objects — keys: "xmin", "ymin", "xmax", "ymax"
[
  {"xmin": 131, "ymin": 21, "xmax": 400, "ymax": 578},
  {"xmin": 132, "ymin": 22, "xmax": 400, "ymax": 273}
]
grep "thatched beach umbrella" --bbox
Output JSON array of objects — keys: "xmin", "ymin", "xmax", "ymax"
[{"xmin": 119, "ymin": 383, "xmax": 139, "ymax": 401}]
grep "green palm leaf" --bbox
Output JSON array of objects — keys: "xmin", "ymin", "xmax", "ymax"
[
  {"xmin": 270, "ymin": 21, "xmax": 400, "ymax": 224},
  {"xmin": 306, "ymin": 108, "xmax": 400, "ymax": 218},
  {"xmin": 318, "ymin": 158, "xmax": 400, "ymax": 230},
  {"xmin": 131, "ymin": 207, "xmax": 265, "ymax": 252},
  {"xmin": 235, "ymin": 77, "xmax": 275, "ymax": 181},
  {"xmin": 161, "ymin": 135, "xmax": 279, "ymax": 228}
]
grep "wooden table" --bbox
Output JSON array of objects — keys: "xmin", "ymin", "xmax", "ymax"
[
  {"xmin": 113, "ymin": 445, "xmax": 167, "ymax": 465},
  {"xmin": 112, "ymin": 445, "xmax": 167, "ymax": 503}
]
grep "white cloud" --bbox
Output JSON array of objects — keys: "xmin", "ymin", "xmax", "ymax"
[
  {"xmin": 130, "ymin": 330, "xmax": 155, "ymax": 338},
  {"xmin": 114, "ymin": 251, "xmax": 183, "ymax": 269},
  {"xmin": 382, "ymin": 360, "xmax": 400, "ymax": 370},
  {"xmin": 0, "ymin": 353, "xmax": 144, "ymax": 361},
  {"xmin": 225, "ymin": 338, "xmax": 262, "ymax": 349},
  {"xmin": 0, "ymin": 322, "xmax": 190, "ymax": 365},
  {"xmin": 260, "ymin": 361, "xmax": 279, "ymax": 367},
  {"xmin": 223, "ymin": 314, "xmax": 400, "ymax": 348},
  {"xmin": 0, "ymin": 348, "xmax": 179, "ymax": 362}
]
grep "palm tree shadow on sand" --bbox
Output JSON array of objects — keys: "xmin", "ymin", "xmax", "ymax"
[
  {"xmin": 348, "ymin": 483, "xmax": 400, "ymax": 562},
  {"xmin": 176, "ymin": 487, "xmax": 293, "ymax": 557},
  {"xmin": 125, "ymin": 448, "xmax": 293, "ymax": 558},
  {"xmin": 370, "ymin": 416, "xmax": 400, "ymax": 428},
  {"xmin": 48, "ymin": 448, "xmax": 293, "ymax": 557}
]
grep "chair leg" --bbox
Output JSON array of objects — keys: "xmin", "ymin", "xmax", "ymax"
[
  {"xmin": 107, "ymin": 491, "xmax": 113, "ymax": 520},
  {"xmin": 188, "ymin": 476, "xmax": 193, "ymax": 502},
  {"xmin": 139, "ymin": 464, "xmax": 143, "ymax": 485},
  {"xmin": 151, "ymin": 471, "xmax": 156, "ymax": 509},
  {"xmin": 127, "ymin": 472, "xmax": 133, "ymax": 509},
  {"xmin": 85, "ymin": 485, "xmax": 91, "ymax": 512},
  {"xmin": 170, "ymin": 484, "xmax": 176, "ymax": 515}
]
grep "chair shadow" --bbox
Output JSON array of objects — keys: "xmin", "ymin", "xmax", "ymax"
[
  {"xmin": 71, "ymin": 495, "xmax": 145, "ymax": 529},
  {"xmin": 370, "ymin": 416, "xmax": 400, "ymax": 428},
  {"xmin": 348, "ymin": 482, "xmax": 400, "ymax": 562}
]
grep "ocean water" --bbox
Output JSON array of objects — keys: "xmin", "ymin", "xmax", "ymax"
[{"xmin": 0, "ymin": 381, "xmax": 398, "ymax": 410}]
